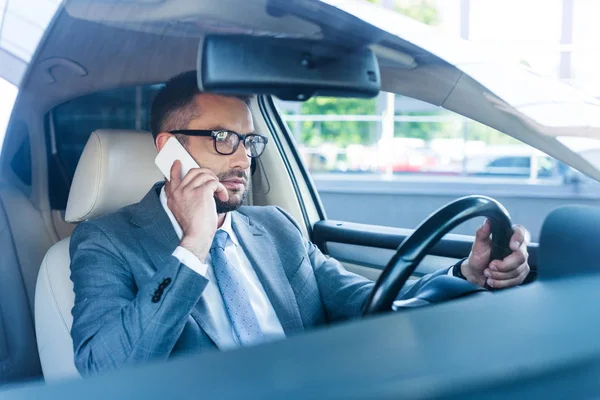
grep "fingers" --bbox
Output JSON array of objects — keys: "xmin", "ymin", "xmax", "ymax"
[
  {"xmin": 169, "ymin": 160, "xmax": 183, "ymax": 186},
  {"xmin": 490, "ymin": 246, "xmax": 528, "ymax": 273},
  {"xmin": 486, "ymin": 262, "xmax": 530, "ymax": 289},
  {"xmin": 181, "ymin": 172, "xmax": 219, "ymax": 192},
  {"xmin": 180, "ymin": 167, "xmax": 218, "ymax": 190},
  {"xmin": 169, "ymin": 161, "xmax": 218, "ymax": 190},
  {"xmin": 475, "ymin": 219, "xmax": 491, "ymax": 242},
  {"xmin": 180, "ymin": 171, "xmax": 228, "ymax": 201},
  {"xmin": 213, "ymin": 182, "xmax": 229, "ymax": 202},
  {"xmin": 481, "ymin": 224, "xmax": 530, "ymax": 289},
  {"xmin": 205, "ymin": 180, "xmax": 229, "ymax": 202},
  {"xmin": 470, "ymin": 219, "xmax": 492, "ymax": 258},
  {"xmin": 168, "ymin": 168, "xmax": 230, "ymax": 204},
  {"xmin": 484, "ymin": 261, "xmax": 528, "ymax": 280},
  {"xmin": 509, "ymin": 224, "xmax": 530, "ymax": 251}
]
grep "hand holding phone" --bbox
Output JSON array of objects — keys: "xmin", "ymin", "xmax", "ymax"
[
  {"xmin": 155, "ymin": 137, "xmax": 200, "ymax": 181},
  {"xmin": 155, "ymin": 136, "xmax": 228, "ymax": 261}
]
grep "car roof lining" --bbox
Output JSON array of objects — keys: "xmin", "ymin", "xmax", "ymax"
[
  {"xmin": 16, "ymin": 0, "xmax": 439, "ymax": 112},
  {"xmin": 63, "ymin": 0, "xmax": 322, "ymax": 36}
]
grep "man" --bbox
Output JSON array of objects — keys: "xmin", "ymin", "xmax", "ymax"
[{"xmin": 70, "ymin": 71, "xmax": 530, "ymax": 376}]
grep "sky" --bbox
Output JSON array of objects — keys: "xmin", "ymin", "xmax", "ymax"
[{"xmin": 434, "ymin": 0, "xmax": 600, "ymax": 95}]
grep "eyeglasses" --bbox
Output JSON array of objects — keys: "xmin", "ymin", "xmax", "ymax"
[{"xmin": 169, "ymin": 130, "xmax": 268, "ymax": 158}]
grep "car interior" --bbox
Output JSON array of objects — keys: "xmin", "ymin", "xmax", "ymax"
[{"xmin": 2, "ymin": 0, "xmax": 600, "ymax": 397}]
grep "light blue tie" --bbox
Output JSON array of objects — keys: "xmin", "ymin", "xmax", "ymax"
[{"xmin": 210, "ymin": 230, "xmax": 264, "ymax": 346}]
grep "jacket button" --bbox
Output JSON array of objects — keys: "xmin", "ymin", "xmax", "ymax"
[
  {"xmin": 151, "ymin": 294, "xmax": 161, "ymax": 303},
  {"xmin": 158, "ymin": 278, "xmax": 172, "ymax": 290}
]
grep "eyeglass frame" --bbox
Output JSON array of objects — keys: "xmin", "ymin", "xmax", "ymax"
[{"xmin": 169, "ymin": 129, "xmax": 269, "ymax": 158}]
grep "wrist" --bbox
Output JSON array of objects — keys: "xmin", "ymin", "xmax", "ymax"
[
  {"xmin": 459, "ymin": 259, "xmax": 470, "ymax": 278},
  {"xmin": 459, "ymin": 259, "xmax": 485, "ymax": 286},
  {"xmin": 179, "ymin": 236, "xmax": 210, "ymax": 262},
  {"xmin": 452, "ymin": 258, "xmax": 468, "ymax": 280}
]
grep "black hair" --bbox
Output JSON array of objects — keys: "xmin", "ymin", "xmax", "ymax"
[
  {"xmin": 150, "ymin": 71, "xmax": 250, "ymax": 144},
  {"xmin": 150, "ymin": 71, "xmax": 201, "ymax": 143}
]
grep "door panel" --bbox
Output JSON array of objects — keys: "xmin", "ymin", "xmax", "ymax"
[
  {"xmin": 314, "ymin": 220, "xmax": 539, "ymax": 282},
  {"xmin": 328, "ymin": 243, "xmax": 458, "ymax": 277}
]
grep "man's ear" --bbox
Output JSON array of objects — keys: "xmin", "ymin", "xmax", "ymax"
[{"xmin": 155, "ymin": 132, "xmax": 174, "ymax": 152}]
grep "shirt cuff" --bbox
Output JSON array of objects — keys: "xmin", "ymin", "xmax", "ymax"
[
  {"xmin": 449, "ymin": 257, "xmax": 469, "ymax": 279},
  {"xmin": 172, "ymin": 246, "xmax": 209, "ymax": 276}
]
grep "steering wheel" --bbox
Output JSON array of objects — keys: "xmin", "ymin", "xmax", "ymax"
[{"xmin": 362, "ymin": 195, "xmax": 513, "ymax": 315}]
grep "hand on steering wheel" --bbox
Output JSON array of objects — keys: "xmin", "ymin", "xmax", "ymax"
[
  {"xmin": 362, "ymin": 195, "xmax": 529, "ymax": 316},
  {"xmin": 462, "ymin": 219, "xmax": 530, "ymax": 289}
]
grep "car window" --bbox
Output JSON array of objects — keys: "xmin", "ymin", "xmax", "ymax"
[
  {"xmin": 46, "ymin": 86, "xmax": 600, "ymax": 242},
  {"xmin": 277, "ymin": 92, "xmax": 566, "ymax": 179},
  {"xmin": 276, "ymin": 93, "xmax": 600, "ymax": 241},
  {"xmin": 0, "ymin": 0, "xmax": 61, "ymax": 186},
  {"xmin": 48, "ymin": 85, "xmax": 160, "ymax": 209}
]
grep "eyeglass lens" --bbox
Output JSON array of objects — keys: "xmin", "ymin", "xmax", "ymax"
[{"xmin": 214, "ymin": 131, "xmax": 266, "ymax": 157}]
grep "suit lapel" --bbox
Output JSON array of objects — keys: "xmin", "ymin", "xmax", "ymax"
[
  {"xmin": 231, "ymin": 211, "xmax": 304, "ymax": 336},
  {"xmin": 130, "ymin": 184, "xmax": 179, "ymax": 273},
  {"xmin": 129, "ymin": 183, "xmax": 224, "ymax": 349}
]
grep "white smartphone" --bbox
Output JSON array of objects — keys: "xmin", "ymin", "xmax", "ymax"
[{"xmin": 154, "ymin": 137, "xmax": 200, "ymax": 181}]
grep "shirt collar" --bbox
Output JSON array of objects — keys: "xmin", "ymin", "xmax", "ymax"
[
  {"xmin": 219, "ymin": 208, "xmax": 239, "ymax": 246},
  {"xmin": 159, "ymin": 186, "xmax": 239, "ymax": 246}
]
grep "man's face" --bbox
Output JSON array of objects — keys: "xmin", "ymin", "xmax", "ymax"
[{"xmin": 164, "ymin": 93, "xmax": 254, "ymax": 213}]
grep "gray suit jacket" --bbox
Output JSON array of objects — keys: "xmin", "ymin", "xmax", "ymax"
[{"xmin": 70, "ymin": 183, "xmax": 450, "ymax": 375}]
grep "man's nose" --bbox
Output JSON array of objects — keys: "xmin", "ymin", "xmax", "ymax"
[{"xmin": 230, "ymin": 141, "xmax": 251, "ymax": 170}]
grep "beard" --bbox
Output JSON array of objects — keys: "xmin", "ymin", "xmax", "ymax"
[{"xmin": 214, "ymin": 169, "xmax": 249, "ymax": 214}]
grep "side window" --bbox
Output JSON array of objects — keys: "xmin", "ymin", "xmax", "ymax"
[
  {"xmin": 9, "ymin": 122, "xmax": 31, "ymax": 187},
  {"xmin": 277, "ymin": 92, "xmax": 592, "ymax": 242},
  {"xmin": 47, "ymin": 85, "xmax": 160, "ymax": 209}
]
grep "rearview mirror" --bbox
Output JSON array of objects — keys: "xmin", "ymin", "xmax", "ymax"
[{"xmin": 198, "ymin": 35, "xmax": 380, "ymax": 101}]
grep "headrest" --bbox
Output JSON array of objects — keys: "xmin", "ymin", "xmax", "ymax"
[
  {"xmin": 538, "ymin": 205, "xmax": 600, "ymax": 279},
  {"xmin": 65, "ymin": 130, "xmax": 162, "ymax": 222}
]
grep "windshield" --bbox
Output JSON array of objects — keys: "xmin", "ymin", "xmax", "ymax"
[{"xmin": 323, "ymin": 0, "xmax": 600, "ymax": 180}]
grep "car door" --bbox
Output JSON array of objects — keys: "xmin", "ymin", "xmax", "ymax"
[{"xmin": 257, "ymin": 93, "xmax": 550, "ymax": 285}]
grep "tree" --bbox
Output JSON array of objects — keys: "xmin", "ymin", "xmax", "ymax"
[
  {"xmin": 394, "ymin": 112, "xmax": 460, "ymax": 141},
  {"xmin": 366, "ymin": 0, "xmax": 440, "ymax": 26},
  {"xmin": 295, "ymin": 0, "xmax": 441, "ymax": 148},
  {"xmin": 299, "ymin": 97, "xmax": 376, "ymax": 147}
]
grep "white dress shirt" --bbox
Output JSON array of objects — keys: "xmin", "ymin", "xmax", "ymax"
[{"xmin": 160, "ymin": 188, "xmax": 285, "ymax": 349}]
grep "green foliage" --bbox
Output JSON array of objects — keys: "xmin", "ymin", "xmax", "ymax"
[
  {"xmin": 365, "ymin": 0, "xmax": 440, "ymax": 26},
  {"xmin": 394, "ymin": 113, "xmax": 521, "ymax": 145},
  {"xmin": 286, "ymin": 0, "xmax": 522, "ymax": 157},
  {"xmin": 292, "ymin": 95, "xmax": 521, "ymax": 148},
  {"xmin": 292, "ymin": 0, "xmax": 443, "ymax": 147},
  {"xmin": 298, "ymin": 97, "xmax": 377, "ymax": 147},
  {"xmin": 394, "ymin": 112, "xmax": 459, "ymax": 141},
  {"xmin": 464, "ymin": 121, "xmax": 522, "ymax": 145},
  {"xmin": 395, "ymin": 0, "xmax": 440, "ymax": 25},
  {"xmin": 291, "ymin": 1, "xmax": 517, "ymax": 148}
]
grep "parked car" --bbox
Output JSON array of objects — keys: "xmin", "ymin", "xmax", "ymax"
[{"xmin": 468, "ymin": 155, "xmax": 568, "ymax": 179}]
